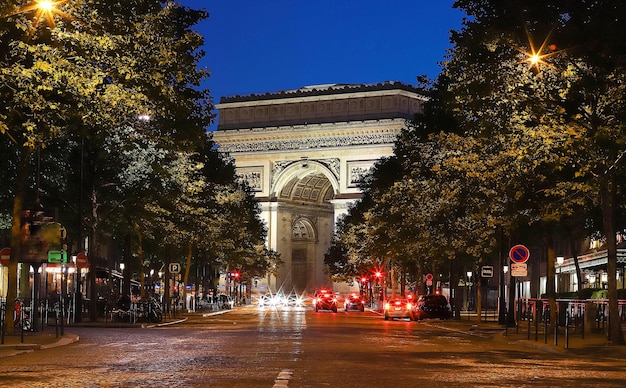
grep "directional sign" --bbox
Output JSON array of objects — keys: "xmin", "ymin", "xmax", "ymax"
[
  {"xmin": 169, "ymin": 262, "xmax": 181, "ymax": 274},
  {"xmin": 509, "ymin": 244, "xmax": 530, "ymax": 264},
  {"xmin": 48, "ymin": 250, "xmax": 68, "ymax": 264},
  {"xmin": 481, "ymin": 265, "xmax": 494, "ymax": 278}
]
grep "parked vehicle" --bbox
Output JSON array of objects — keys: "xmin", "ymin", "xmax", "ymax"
[
  {"xmin": 14, "ymin": 300, "xmax": 32, "ymax": 332},
  {"xmin": 217, "ymin": 294, "xmax": 235, "ymax": 309},
  {"xmin": 411, "ymin": 294, "xmax": 452, "ymax": 320},
  {"xmin": 384, "ymin": 298, "xmax": 413, "ymax": 321},
  {"xmin": 135, "ymin": 298, "xmax": 162, "ymax": 323}
]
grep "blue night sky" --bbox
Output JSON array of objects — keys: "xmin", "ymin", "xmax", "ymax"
[{"xmin": 177, "ymin": 1, "xmax": 466, "ymax": 129}]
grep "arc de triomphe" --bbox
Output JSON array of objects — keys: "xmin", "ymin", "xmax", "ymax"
[{"xmin": 212, "ymin": 82, "xmax": 425, "ymax": 294}]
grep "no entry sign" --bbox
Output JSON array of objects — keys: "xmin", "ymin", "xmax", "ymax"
[{"xmin": 509, "ymin": 244, "xmax": 530, "ymax": 264}]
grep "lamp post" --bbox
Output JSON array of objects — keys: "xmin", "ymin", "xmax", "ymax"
[
  {"xmin": 466, "ymin": 271, "xmax": 473, "ymax": 320},
  {"xmin": 556, "ymin": 256, "xmax": 564, "ymax": 294},
  {"xmin": 499, "ymin": 265, "xmax": 509, "ymax": 324}
]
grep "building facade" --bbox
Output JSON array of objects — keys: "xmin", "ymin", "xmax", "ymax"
[{"xmin": 212, "ymin": 82, "xmax": 426, "ymax": 294}]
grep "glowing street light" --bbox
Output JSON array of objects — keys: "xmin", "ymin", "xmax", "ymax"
[{"xmin": 8, "ymin": 0, "xmax": 69, "ymax": 28}]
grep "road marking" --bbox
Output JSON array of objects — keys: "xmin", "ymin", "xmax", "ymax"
[{"xmin": 273, "ymin": 369, "xmax": 293, "ymax": 387}]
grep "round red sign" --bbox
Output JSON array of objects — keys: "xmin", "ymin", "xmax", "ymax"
[
  {"xmin": 0, "ymin": 247, "xmax": 10, "ymax": 267},
  {"xmin": 75, "ymin": 252, "xmax": 89, "ymax": 268},
  {"xmin": 509, "ymin": 244, "xmax": 530, "ymax": 264}
]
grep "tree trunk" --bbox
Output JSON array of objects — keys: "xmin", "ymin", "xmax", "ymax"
[
  {"xmin": 139, "ymin": 233, "xmax": 146, "ymax": 299},
  {"xmin": 122, "ymin": 234, "xmax": 132, "ymax": 297},
  {"xmin": 88, "ymin": 187, "xmax": 100, "ymax": 321},
  {"xmin": 600, "ymin": 177, "xmax": 625, "ymax": 345},
  {"xmin": 476, "ymin": 274, "xmax": 482, "ymax": 323},
  {"xmin": 183, "ymin": 241, "xmax": 193, "ymax": 310},
  {"xmin": 546, "ymin": 243, "xmax": 557, "ymax": 334},
  {"xmin": 6, "ymin": 146, "xmax": 32, "ymax": 334}
]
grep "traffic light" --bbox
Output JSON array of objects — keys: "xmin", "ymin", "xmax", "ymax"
[{"xmin": 232, "ymin": 271, "xmax": 240, "ymax": 280}]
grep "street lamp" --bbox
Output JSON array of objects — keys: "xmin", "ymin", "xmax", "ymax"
[{"xmin": 556, "ymin": 256, "xmax": 564, "ymax": 294}]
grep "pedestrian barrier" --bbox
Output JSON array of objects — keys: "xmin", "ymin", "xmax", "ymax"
[{"xmin": 516, "ymin": 298, "xmax": 626, "ymax": 348}]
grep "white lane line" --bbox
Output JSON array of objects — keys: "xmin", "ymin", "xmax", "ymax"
[{"xmin": 273, "ymin": 369, "xmax": 294, "ymax": 387}]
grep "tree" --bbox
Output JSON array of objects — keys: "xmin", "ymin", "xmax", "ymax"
[
  {"xmin": 444, "ymin": 0, "xmax": 626, "ymax": 343},
  {"xmin": 0, "ymin": 0, "xmax": 211, "ymax": 328}
]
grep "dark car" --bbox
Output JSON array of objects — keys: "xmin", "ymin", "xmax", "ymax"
[
  {"xmin": 344, "ymin": 293, "xmax": 365, "ymax": 312},
  {"xmin": 411, "ymin": 294, "xmax": 452, "ymax": 320},
  {"xmin": 313, "ymin": 289, "xmax": 338, "ymax": 312},
  {"xmin": 384, "ymin": 298, "xmax": 413, "ymax": 321}
]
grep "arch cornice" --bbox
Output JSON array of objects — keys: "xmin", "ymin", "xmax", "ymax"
[{"xmin": 213, "ymin": 119, "xmax": 404, "ymax": 154}]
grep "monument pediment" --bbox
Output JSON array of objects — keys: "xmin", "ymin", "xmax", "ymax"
[{"xmin": 216, "ymin": 82, "xmax": 425, "ymax": 131}]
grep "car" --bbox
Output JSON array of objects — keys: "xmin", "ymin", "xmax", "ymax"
[
  {"xmin": 384, "ymin": 298, "xmax": 413, "ymax": 321},
  {"xmin": 258, "ymin": 294, "xmax": 272, "ymax": 308},
  {"xmin": 217, "ymin": 294, "xmax": 235, "ymax": 309},
  {"xmin": 344, "ymin": 293, "xmax": 365, "ymax": 312},
  {"xmin": 286, "ymin": 293, "xmax": 306, "ymax": 308},
  {"xmin": 258, "ymin": 293, "xmax": 287, "ymax": 308},
  {"xmin": 411, "ymin": 294, "xmax": 452, "ymax": 320},
  {"xmin": 313, "ymin": 289, "xmax": 338, "ymax": 312}
]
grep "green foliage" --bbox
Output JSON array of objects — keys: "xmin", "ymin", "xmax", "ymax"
[
  {"xmin": 0, "ymin": 1, "xmax": 272, "ymax": 297},
  {"xmin": 331, "ymin": 1, "xmax": 626, "ymax": 319}
]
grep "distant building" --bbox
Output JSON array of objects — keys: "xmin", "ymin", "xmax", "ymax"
[{"xmin": 213, "ymin": 82, "xmax": 426, "ymax": 294}]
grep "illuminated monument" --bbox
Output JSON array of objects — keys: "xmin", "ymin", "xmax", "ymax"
[{"xmin": 213, "ymin": 82, "xmax": 426, "ymax": 293}]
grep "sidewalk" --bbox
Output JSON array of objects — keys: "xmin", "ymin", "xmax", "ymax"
[
  {"xmin": 0, "ymin": 331, "xmax": 79, "ymax": 358},
  {"xmin": 443, "ymin": 318, "xmax": 626, "ymax": 360},
  {"xmin": 0, "ymin": 308, "xmax": 232, "ymax": 358}
]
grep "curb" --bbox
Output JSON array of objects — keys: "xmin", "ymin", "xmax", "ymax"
[{"xmin": 0, "ymin": 333, "xmax": 79, "ymax": 353}]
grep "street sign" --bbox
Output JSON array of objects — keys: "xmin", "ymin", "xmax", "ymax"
[
  {"xmin": 75, "ymin": 252, "xmax": 88, "ymax": 268},
  {"xmin": 48, "ymin": 250, "xmax": 68, "ymax": 264},
  {"xmin": 509, "ymin": 244, "xmax": 530, "ymax": 264},
  {"xmin": 169, "ymin": 262, "xmax": 181, "ymax": 274},
  {"xmin": 481, "ymin": 265, "xmax": 494, "ymax": 278},
  {"xmin": 511, "ymin": 263, "xmax": 528, "ymax": 277},
  {"xmin": 0, "ymin": 247, "xmax": 10, "ymax": 267}
]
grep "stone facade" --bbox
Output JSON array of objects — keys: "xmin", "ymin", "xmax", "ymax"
[{"xmin": 212, "ymin": 82, "xmax": 426, "ymax": 294}]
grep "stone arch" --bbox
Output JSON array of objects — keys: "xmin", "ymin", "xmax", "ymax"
[{"xmin": 271, "ymin": 160, "xmax": 339, "ymax": 204}]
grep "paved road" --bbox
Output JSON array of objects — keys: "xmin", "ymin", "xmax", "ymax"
[{"xmin": 0, "ymin": 307, "xmax": 624, "ymax": 387}]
